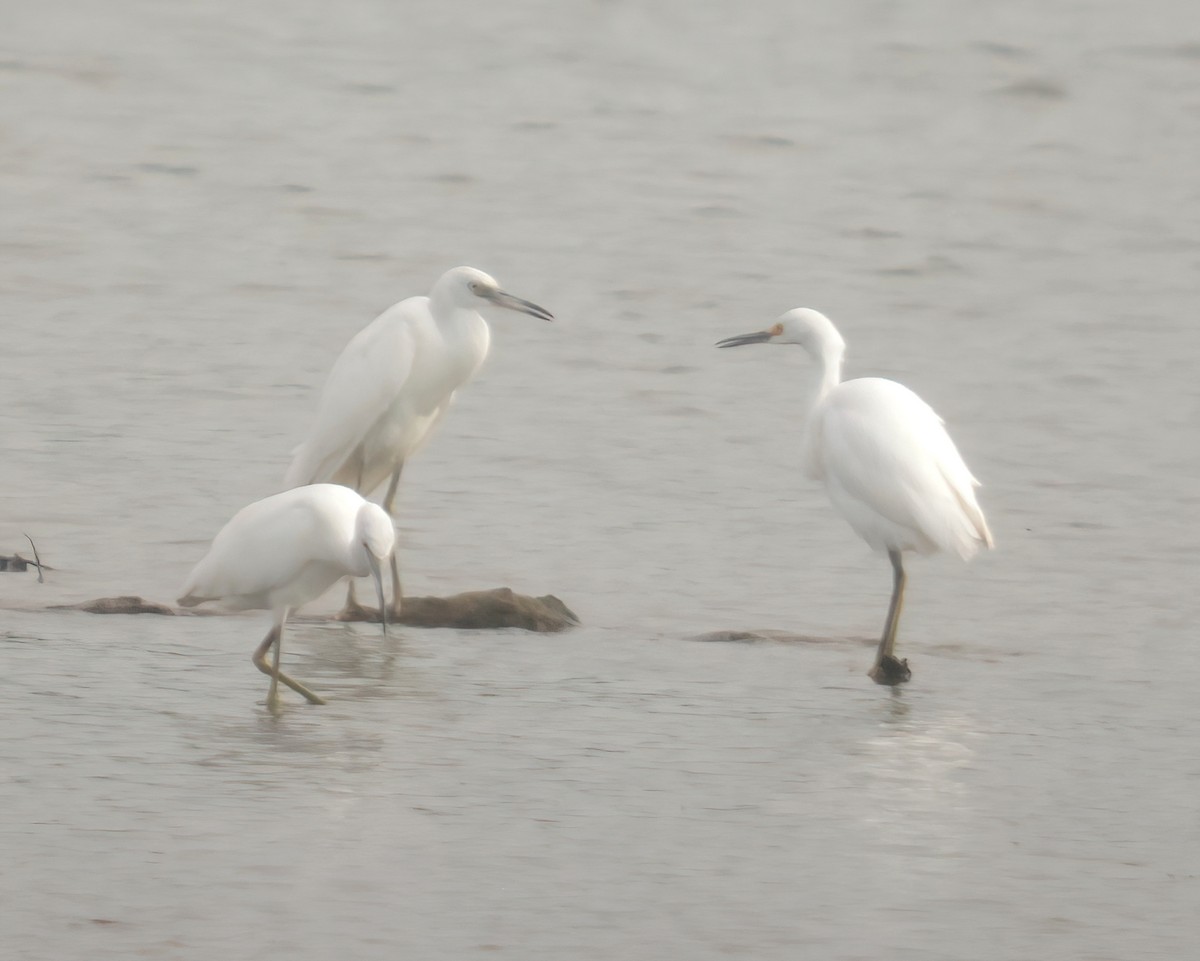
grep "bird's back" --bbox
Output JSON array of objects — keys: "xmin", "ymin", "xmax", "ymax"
[
  {"xmin": 284, "ymin": 298, "xmax": 424, "ymax": 491},
  {"xmin": 178, "ymin": 485, "xmax": 362, "ymax": 611},
  {"xmin": 285, "ymin": 295, "xmax": 491, "ymax": 498},
  {"xmin": 811, "ymin": 377, "xmax": 992, "ymax": 559}
]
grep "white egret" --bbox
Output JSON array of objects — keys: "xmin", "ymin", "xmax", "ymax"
[
  {"xmin": 717, "ymin": 308, "xmax": 993, "ymax": 684},
  {"xmin": 285, "ymin": 266, "xmax": 553, "ymax": 618},
  {"xmin": 178, "ymin": 484, "xmax": 396, "ymax": 707}
]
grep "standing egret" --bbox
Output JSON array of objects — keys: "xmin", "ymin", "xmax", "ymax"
[
  {"xmin": 285, "ymin": 266, "xmax": 553, "ymax": 618},
  {"xmin": 717, "ymin": 308, "xmax": 993, "ymax": 684},
  {"xmin": 178, "ymin": 484, "xmax": 396, "ymax": 708}
]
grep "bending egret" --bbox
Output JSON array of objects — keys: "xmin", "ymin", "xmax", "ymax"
[
  {"xmin": 178, "ymin": 484, "xmax": 396, "ymax": 707},
  {"xmin": 285, "ymin": 266, "xmax": 553, "ymax": 618},
  {"xmin": 717, "ymin": 308, "xmax": 993, "ymax": 685}
]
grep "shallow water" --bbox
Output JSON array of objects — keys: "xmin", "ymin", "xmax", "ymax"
[{"xmin": 3, "ymin": 1, "xmax": 1199, "ymax": 958}]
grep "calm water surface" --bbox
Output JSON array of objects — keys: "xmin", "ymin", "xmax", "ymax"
[{"xmin": 3, "ymin": 1, "xmax": 1198, "ymax": 958}]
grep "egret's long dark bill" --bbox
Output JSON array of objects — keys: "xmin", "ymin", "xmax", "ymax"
[
  {"xmin": 716, "ymin": 330, "xmax": 773, "ymax": 348},
  {"xmin": 489, "ymin": 289, "xmax": 554, "ymax": 322},
  {"xmin": 366, "ymin": 552, "xmax": 388, "ymax": 638}
]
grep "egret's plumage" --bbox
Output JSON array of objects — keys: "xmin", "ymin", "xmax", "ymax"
[
  {"xmin": 285, "ymin": 266, "xmax": 552, "ymax": 615},
  {"xmin": 718, "ymin": 307, "xmax": 992, "ymax": 684},
  {"xmin": 179, "ymin": 484, "xmax": 396, "ymax": 707},
  {"xmin": 284, "ymin": 308, "xmax": 421, "ymax": 494},
  {"xmin": 812, "ymin": 377, "xmax": 991, "ymax": 559}
]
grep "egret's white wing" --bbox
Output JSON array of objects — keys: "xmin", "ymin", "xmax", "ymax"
[
  {"xmin": 284, "ymin": 299, "xmax": 422, "ymax": 488},
  {"xmin": 180, "ymin": 494, "xmax": 322, "ymax": 606},
  {"xmin": 817, "ymin": 378, "xmax": 990, "ymax": 558},
  {"xmin": 179, "ymin": 486, "xmax": 358, "ymax": 608}
]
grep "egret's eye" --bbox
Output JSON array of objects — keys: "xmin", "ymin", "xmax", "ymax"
[
  {"xmin": 469, "ymin": 281, "xmax": 481, "ymax": 294},
  {"xmin": 770, "ymin": 323, "xmax": 784, "ymax": 337}
]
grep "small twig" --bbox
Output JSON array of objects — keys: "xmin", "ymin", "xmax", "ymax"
[{"xmin": 23, "ymin": 534, "xmax": 45, "ymax": 583}]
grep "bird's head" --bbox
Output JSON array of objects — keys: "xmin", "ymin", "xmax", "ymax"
[
  {"xmin": 440, "ymin": 266, "xmax": 554, "ymax": 321},
  {"xmin": 357, "ymin": 503, "xmax": 395, "ymax": 563},
  {"xmin": 716, "ymin": 308, "xmax": 844, "ymax": 358}
]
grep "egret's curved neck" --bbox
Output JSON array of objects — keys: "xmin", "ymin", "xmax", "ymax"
[
  {"xmin": 808, "ymin": 333, "xmax": 845, "ymax": 409},
  {"xmin": 428, "ymin": 284, "xmax": 468, "ymax": 324},
  {"xmin": 340, "ymin": 534, "xmax": 369, "ymax": 578},
  {"xmin": 427, "ymin": 289, "xmax": 491, "ymax": 375},
  {"xmin": 429, "ymin": 288, "xmax": 489, "ymax": 336},
  {"xmin": 795, "ymin": 315, "xmax": 847, "ymax": 481}
]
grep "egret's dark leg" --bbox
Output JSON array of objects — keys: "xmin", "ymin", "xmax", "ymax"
[
  {"xmin": 387, "ymin": 556, "xmax": 403, "ymax": 619},
  {"xmin": 868, "ymin": 550, "xmax": 912, "ymax": 685},
  {"xmin": 880, "ymin": 550, "xmax": 906, "ymax": 657},
  {"xmin": 382, "ymin": 462, "xmax": 405, "ymax": 618},
  {"xmin": 251, "ymin": 614, "xmax": 327, "ymax": 706}
]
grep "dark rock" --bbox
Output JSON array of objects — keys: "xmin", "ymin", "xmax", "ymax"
[
  {"xmin": 54, "ymin": 588, "xmax": 578, "ymax": 631},
  {"xmin": 54, "ymin": 595, "xmax": 176, "ymax": 615},
  {"xmin": 409, "ymin": 589, "xmax": 578, "ymax": 632},
  {"xmin": 370, "ymin": 588, "xmax": 578, "ymax": 633}
]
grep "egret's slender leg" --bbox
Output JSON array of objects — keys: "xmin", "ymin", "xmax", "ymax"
[
  {"xmin": 268, "ymin": 621, "xmax": 282, "ymax": 705},
  {"xmin": 382, "ymin": 462, "xmax": 405, "ymax": 618},
  {"xmin": 381, "ymin": 461, "xmax": 404, "ymax": 515},
  {"xmin": 880, "ymin": 550, "xmax": 906, "ymax": 657},
  {"xmin": 335, "ymin": 453, "xmax": 371, "ymax": 621},
  {"xmin": 251, "ymin": 614, "xmax": 327, "ymax": 705},
  {"xmin": 387, "ymin": 556, "xmax": 404, "ymax": 619},
  {"xmin": 868, "ymin": 550, "xmax": 912, "ymax": 685}
]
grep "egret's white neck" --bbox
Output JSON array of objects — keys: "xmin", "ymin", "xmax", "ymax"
[
  {"xmin": 797, "ymin": 324, "xmax": 846, "ymax": 482},
  {"xmin": 343, "ymin": 540, "xmax": 370, "ymax": 579},
  {"xmin": 428, "ymin": 283, "xmax": 476, "ymax": 325},
  {"xmin": 428, "ymin": 286, "xmax": 490, "ymax": 340},
  {"xmin": 426, "ymin": 287, "xmax": 492, "ymax": 375},
  {"xmin": 806, "ymin": 326, "xmax": 846, "ymax": 408}
]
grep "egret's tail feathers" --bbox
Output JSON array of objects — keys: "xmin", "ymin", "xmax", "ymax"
[
  {"xmin": 976, "ymin": 513, "xmax": 995, "ymax": 551},
  {"xmin": 945, "ymin": 490, "xmax": 993, "ymax": 560}
]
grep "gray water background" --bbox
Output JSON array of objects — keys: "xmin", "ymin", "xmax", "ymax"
[{"xmin": 2, "ymin": 1, "xmax": 1199, "ymax": 958}]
